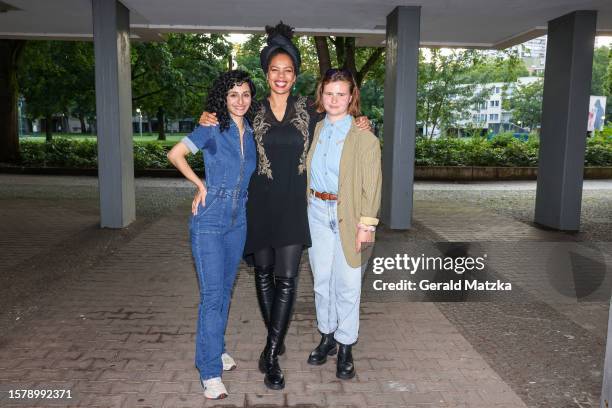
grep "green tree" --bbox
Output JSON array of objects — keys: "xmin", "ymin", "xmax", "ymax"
[
  {"xmin": 593, "ymin": 45, "xmax": 612, "ymax": 123},
  {"xmin": 313, "ymin": 37, "xmax": 384, "ymax": 87},
  {"xmin": 606, "ymin": 47, "xmax": 612, "ymax": 122},
  {"xmin": 417, "ymin": 49, "xmax": 491, "ymax": 138},
  {"xmin": 132, "ymin": 33, "xmax": 231, "ymax": 140},
  {"xmin": 360, "ymin": 80, "xmax": 384, "ymax": 133},
  {"xmin": 503, "ymin": 80, "xmax": 544, "ymax": 130},
  {"xmin": 459, "ymin": 51, "xmax": 529, "ymax": 84},
  {"xmin": 591, "ymin": 46, "xmax": 610, "ymax": 96},
  {"xmin": 65, "ymin": 42, "xmax": 96, "ymax": 133},
  {"xmin": 19, "ymin": 41, "xmax": 76, "ymax": 142},
  {"xmin": 0, "ymin": 39, "xmax": 25, "ymax": 162},
  {"xmin": 4, "ymin": 40, "xmax": 94, "ymax": 159},
  {"xmin": 235, "ymin": 35, "xmax": 269, "ymax": 98}
]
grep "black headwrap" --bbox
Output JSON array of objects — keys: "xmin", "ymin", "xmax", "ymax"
[{"xmin": 260, "ymin": 22, "xmax": 301, "ymax": 75}]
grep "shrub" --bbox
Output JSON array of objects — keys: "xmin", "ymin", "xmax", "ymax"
[
  {"xmin": 15, "ymin": 135, "xmax": 612, "ymax": 169},
  {"xmin": 20, "ymin": 139, "xmax": 98, "ymax": 167},
  {"xmin": 414, "ymin": 134, "xmax": 608, "ymax": 167},
  {"xmin": 489, "ymin": 132, "xmax": 516, "ymax": 148},
  {"xmin": 133, "ymin": 143, "xmax": 172, "ymax": 170},
  {"xmin": 585, "ymin": 144, "xmax": 612, "ymax": 166}
]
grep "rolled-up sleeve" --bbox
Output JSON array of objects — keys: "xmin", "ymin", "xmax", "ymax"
[
  {"xmin": 360, "ymin": 134, "xmax": 382, "ymax": 226},
  {"xmin": 181, "ymin": 125, "xmax": 212, "ymax": 154}
]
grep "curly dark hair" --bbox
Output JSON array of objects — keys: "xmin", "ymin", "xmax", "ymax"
[{"xmin": 206, "ymin": 70, "xmax": 258, "ymax": 132}]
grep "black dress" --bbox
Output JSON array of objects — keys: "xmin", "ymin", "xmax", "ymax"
[{"xmin": 244, "ymin": 95, "xmax": 323, "ymax": 255}]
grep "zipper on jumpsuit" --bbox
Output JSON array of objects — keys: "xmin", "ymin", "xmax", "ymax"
[{"xmin": 231, "ymin": 127, "xmax": 245, "ymax": 227}]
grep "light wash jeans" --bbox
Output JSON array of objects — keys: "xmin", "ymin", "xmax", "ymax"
[{"xmin": 307, "ymin": 195, "xmax": 362, "ymax": 345}]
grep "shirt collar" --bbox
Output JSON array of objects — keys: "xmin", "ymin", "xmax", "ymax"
[
  {"xmin": 323, "ymin": 114, "xmax": 352, "ymax": 132},
  {"xmin": 230, "ymin": 118, "xmax": 253, "ymax": 134}
]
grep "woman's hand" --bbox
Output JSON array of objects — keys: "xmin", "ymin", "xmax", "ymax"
[
  {"xmin": 199, "ymin": 111, "xmax": 219, "ymax": 127},
  {"xmin": 355, "ymin": 116, "xmax": 372, "ymax": 132},
  {"xmin": 192, "ymin": 186, "xmax": 207, "ymax": 215},
  {"xmin": 355, "ymin": 229, "xmax": 374, "ymax": 253}
]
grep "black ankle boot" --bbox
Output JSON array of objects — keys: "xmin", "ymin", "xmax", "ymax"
[
  {"xmin": 254, "ymin": 265, "xmax": 285, "ymax": 356},
  {"xmin": 258, "ymin": 343, "xmax": 285, "ymax": 373},
  {"xmin": 307, "ymin": 332, "xmax": 337, "ymax": 365},
  {"xmin": 336, "ymin": 343, "xmax": 355, "ymax": 379},
  {"xmin": 262, "ymin": 276, "xmax": 297, "ymax": 390},
  {"xmin": 262, "ymin": 342, "xmax": 284, "ymax": 390}
]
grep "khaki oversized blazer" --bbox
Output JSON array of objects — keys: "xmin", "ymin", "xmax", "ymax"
[{"xmin": 306, "ymin": 117, "xmax": 382, "ymax": 268}]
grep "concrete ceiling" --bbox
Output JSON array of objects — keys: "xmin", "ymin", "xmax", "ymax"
[{"xmin": 0, "ymin": 0, "xmax": 611, "ymax": 48}]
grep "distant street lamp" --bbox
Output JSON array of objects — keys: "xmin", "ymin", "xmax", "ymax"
[{"xmin": 136, "ymin": 108, "xmax": 143, "ymax": 137}]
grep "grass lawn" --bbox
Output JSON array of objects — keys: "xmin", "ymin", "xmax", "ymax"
[{"xmin": 20, "ymin": 133, "xmax": 186, "ymax": 147}]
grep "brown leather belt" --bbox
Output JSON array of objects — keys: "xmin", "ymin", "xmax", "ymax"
[{"xmin": 311, "ymin": 189, "xmax": 338, "ymax": 201}]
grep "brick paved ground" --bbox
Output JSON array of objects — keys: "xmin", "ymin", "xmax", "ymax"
[{"xmin": 0, "ymin": 175, "xmax": 610, "ymax": 408}]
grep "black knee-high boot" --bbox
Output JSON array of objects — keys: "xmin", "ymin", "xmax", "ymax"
[
  {"xmin": 254, "ymin": 265, "xmax": 285, "ymax": 357},
  {"xmin": 261, "ymin": 276, "xmax": 297, "ymax": 390},
  {"xmin": 254, "ymin": 264, "xmax": 275, "ymax": 327}
]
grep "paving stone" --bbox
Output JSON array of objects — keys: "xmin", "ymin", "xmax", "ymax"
[
  {"xmin": 324, "ymin": 392, "xmax": 368, "ymax": 408},
  {"xmin": 363, "ymin": 392, "xmax": 408, "ymax": 407},
  {"xmin": 6, "ymin": 176, "xmax": 609, "ymax": 407},
  {"xmin": 122, "ymin": 393, "xmax": 167, "ymax": 408},
  {"xmin": 401, "ymin": 391, "xmax": 446, "ymax": 405},
  {"xmin": 202, "ymin": 393, "xmax": 246, "ymax": 407},
  {"xmin": 305, "ymin": 381, "xmax": 342, "ymax": 393},
  {"xmin": 160, "ymin": 393, "xmax": 203, "ymax": 408},
  {"xmin": 150, "ymin": 381, "xmax": 191, "ymax": 394},
  {"xmin": 245, "ymin": 393, "xmax": 287, "ymax": 407},
  {"xmin": 73, "ymin": 380, "xmax": 113, "ymax": 394},
  {"xmin": 286, "ymin": 393, "xmax": 327, "ymax": 407},
  {"xmin": 110, "ymin": 380, "xmax": 153, "ymax": 394},
  {"xmin": 81, "ymin": 393, "xmax": 126, "ymax": 407}
]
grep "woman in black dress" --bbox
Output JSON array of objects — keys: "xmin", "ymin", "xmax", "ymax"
[{"xmin": 200, "ymin": 23, "xmax": 370, "ymax": 390}]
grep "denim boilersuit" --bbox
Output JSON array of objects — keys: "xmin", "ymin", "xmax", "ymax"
[{"xmin": 182, "ymin": 121, "xmax": 256, "ymax": 381}]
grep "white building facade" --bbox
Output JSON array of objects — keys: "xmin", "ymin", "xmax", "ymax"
[{"xmin": 458, "ymin": 76, "xmax": 542, "ymax": 133}]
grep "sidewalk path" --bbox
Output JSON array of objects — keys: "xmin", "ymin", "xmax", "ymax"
[{"xmin": 0, "ymin": 175, "xmax": 609, "ymax": 407}]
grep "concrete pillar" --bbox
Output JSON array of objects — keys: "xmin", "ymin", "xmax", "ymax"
[
  {"xmin": 381, "ymin": 6, "xmax": 420, "ymax": 229},
  {"xmin": 534, "ymin": 10, "xmax": 597, "ymax": 231},
  {"xmin": 92, "ymin": 0, "xmax": 135, "ymax": 228}
]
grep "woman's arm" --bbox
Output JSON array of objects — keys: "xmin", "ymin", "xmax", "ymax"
[
  {"xmin": 167, "ymin": 142, "xmax": 207, "ymax": 215},
  {"xmin": 355, "ymin": 134, "xmax": 382, "ymax": 252}
]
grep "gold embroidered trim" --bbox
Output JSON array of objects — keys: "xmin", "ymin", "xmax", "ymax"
[
  {"xmin": 291, "ymin": 96, "xmax": 310, "ymax": 175},
  {"xmin": 253, "ymin": 96, "xmax": 311, "ymax": 179},
  {"xmin": 253, "ymin": 104, "xmax": 273, "ymax": 179}
]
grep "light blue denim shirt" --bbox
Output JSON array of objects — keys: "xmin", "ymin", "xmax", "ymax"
[{"xmin": 310, "ymin": 114, "xmax": 352, "ymax": 194}]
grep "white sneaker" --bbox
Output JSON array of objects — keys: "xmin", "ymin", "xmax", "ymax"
[
  {"xmin": 201, "ymin": 377, "xmax": 228, "ymax": 400},
  {"xmin": 222, "ymin": 352, "xmax": 237, "ymax": 371}
]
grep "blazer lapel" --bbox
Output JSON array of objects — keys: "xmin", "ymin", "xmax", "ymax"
[
  {"xmin": 307, "ymin": 120, "xmax": 324, "ymax": 174},
  {"xmin": 338, "ymin": 118, "xmax": 358, "ymax": 188}
]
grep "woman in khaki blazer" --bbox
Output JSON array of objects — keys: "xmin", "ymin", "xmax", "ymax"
[{"xmin": 305, "ymin": 68, "xmax": 382, "ymax": 380}]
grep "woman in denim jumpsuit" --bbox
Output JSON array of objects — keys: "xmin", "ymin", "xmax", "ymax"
[{"xmin": 167, "ymin": 70, "xmax": 257, "ymax": 399}]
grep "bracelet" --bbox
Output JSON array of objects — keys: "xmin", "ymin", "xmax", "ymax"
[{"xmin": 357, "ymin": 223, "xmax": 376, "ymax": 232}]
